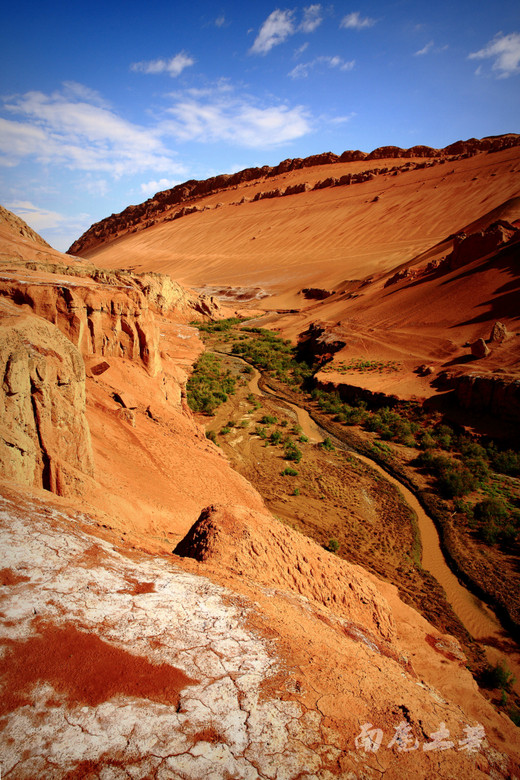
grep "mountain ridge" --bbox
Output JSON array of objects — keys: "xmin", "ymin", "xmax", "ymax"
[{"xmin": 68, "ymin": 133, "xmax": 520, "ymax": 256}]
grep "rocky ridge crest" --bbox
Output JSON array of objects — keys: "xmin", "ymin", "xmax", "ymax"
[{"xmin": 68, "ymin": 134, "xmax": 520, "ymax": 256}]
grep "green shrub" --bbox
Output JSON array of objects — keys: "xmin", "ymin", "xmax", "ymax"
[
  {"xmin": 321, "ymin": 437, "xmax": 335, "ymax": 451},
  {"xmin": 474, "ymin": 497, "xmax": 511, "ymax": 543},
  {"xmin": 481, "ymin": 661, "xmax": 515, "ymax": 691},
  {"xmin": 437, "ymin": 464, "xmax": 477, "ymax": 498},
  {"xmin": 260, "ymin": 414, "xmax": 278, "ymax": 425},
  {"xmin": 293, "ymin": 488, "xmax": 300, "ymax": 496},
  {"xmin": 281, "ymin": 467, "xmax": 299, "ymax": 476},
  {"xmin": 206, "ymin": 430, "xmax": 218, "ymax": 444},
  {"xmin": 284, "ymin": 442, "xmax": 302, "ymax": 463},
  {"xmin": 326, "ymin": 538, "xmax": 340, "ymax": 553},
  {"xmin": 435, "ymin": 425, "xmax": 454, "ymax": 450},
  {"xmin": 220, "ymin": 426, "xmax": 231, "ymax": 435},
  {"xmin": 489, "ymin": 447, "xmax": 520, "ymax": 477},
  {"xmin": 270, "ymin": 430, "xmax": 282, "ymax": 445},
  {"xmin": 420, "ymin": 432, "xmax": 436, "ymax": 449},
  {"xmin": 187, "ymin": 353, "xmax": 236, "ymax": 414}
]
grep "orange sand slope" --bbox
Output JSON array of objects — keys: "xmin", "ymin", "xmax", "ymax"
[
  {"xmin": 73, "ymin": 141, "xmax": 520, "ymax": 295},
  {"xmin": 72, "ymin": 138, "xmax": 520, "ymax": 408}
]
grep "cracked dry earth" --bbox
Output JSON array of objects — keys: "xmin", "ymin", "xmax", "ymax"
[
  {"xmin": 2, "ymin": 484, "xmax": 520, "ymax": 780},
  {"xmin": 0, "ymin": 490, "xmax": 324, "ymax": 780}
]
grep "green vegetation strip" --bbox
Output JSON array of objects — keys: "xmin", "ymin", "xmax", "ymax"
[{"xmin": 189, "ymin": 318, "xmax": 520, "ymax": 551}]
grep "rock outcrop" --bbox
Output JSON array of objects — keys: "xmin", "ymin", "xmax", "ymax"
[
  {"xmin": 0, "ymin": 204, "xmax": 52, "ymax": 247},
  {"xmin": 439, "ymin": 371, "xmax": 520, "ymax": 421},
  {"xmin": 175, "ymin": 503, "xmax": 395, "ymax": 642},
  {"xmin": 490, "ymin": 320, "xmax": 510, "ymax": 343},
  {"xmin": 0, "ymin": 300, "xmax": 94, "ymax": 495},
  {"xmin": 297, "ymin": 322, "xmax": 347, "ymax": 363},
  {"xmin": 447, "ymin": 220, "xmax": 518, "ymax": 271}
]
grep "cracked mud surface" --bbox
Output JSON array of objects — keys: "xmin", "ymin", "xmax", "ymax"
[
  {"xmin": 0, "ymin": 491, "xmax": 322, "ymax": 779},
  {"xmin": 2, "ymin": 485, "xmax": 520, "ymax": 779}
]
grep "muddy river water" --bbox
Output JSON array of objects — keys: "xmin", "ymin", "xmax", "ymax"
[{"xmin": 233, "ymin": 356, "xmax": 520, "ymax": 687}]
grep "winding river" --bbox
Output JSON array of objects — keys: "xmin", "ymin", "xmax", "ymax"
[{"xmin": 221, "ymin": 352, "xmax": 520, "ymax": 687}]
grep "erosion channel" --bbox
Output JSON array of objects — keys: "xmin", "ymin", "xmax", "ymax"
[{"xmin": 205, "ymin": 350, "xmax": 520, "ymax": 694}]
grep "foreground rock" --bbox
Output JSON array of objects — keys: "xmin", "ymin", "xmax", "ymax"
[{"xmin": 0, "ymin": 300, "xmax": 94, "ymax": 495}]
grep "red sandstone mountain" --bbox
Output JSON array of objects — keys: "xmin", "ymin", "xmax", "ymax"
[{"xmin": 69, "ymin": 135, "xmax": 520, "ymax": 420}]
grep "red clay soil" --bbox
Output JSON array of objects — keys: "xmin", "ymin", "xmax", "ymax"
[{"xmin": 0, "ymin": 620, "xmax": 197, "ymax": 715}]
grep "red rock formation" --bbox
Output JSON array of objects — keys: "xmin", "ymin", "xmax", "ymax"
[
  {"xmin": 68, "ymin": 135, "xmax": 520, "ymax": 257},
  {"xmin": 447, "ymin": 220, "xmax": 518, "ymax": 270},
  {"xmin": 0, "ymin": 204, "xmax": 51, "ymax": 247},
  {"xmin": 0, "ymin": 300, "xmax": 94, "ymax": 495}
]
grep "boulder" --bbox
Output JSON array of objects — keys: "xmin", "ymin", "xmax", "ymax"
[
  {"xmin": 471, "ymin": 338, "xmax": 490, "ymax": 358},
  {"xmin": 490, "ymin": 321, "xmax": 510, "ymax": 343}
]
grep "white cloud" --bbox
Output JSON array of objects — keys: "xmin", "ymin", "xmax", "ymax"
[
  {"xmin": 329, "ymin": 114, "xmax": 356, "ymax": 125},
  {"xmin": 340, "ymin": 12, "xmax": 376, "ymax": 30},
  {"xmin": 414, "ymin": 41, "xmax": 433, "ymax": 56},
  {"xmin": 300, "ymin": 5, "xmax": 322, "ymax": 33},
  {"xmin": 215, "ymin": 15, "xmax": 226, "ymax": 28},
  {"xmin": 2, "ymin": 201, "xmax": 93, "ymax": 251},
  {"xmin": 83, "ymin": 178, "xmax": 109, "ymax": 197},
  {"xmin": 250, "ymin": 9, "xmax": 295, "ymax": 54},
  {"xmin": 294, "ymin": 42, "xmax": 309, "ymax": 57},
  {"xmin": 5, "ymin": 200, "xmax": 65, "ymax": 231},
  {"xmin": 61, "ymin": 81, "xmax": 109, "ymax": 107},
  {"xmin": 130, "ymin": 52, "xmax": 195, "ymax": 77},
  {"xmin": 0, "ymin": 86, "xmax": 186, "ymax": 178},
  {"xmin": 163, "ymin": 96, "xmax": 312, "ymax": 147},
  {"xmin": 468, "ymin": 32, "xmax": 520, "ymax": 78},
  {"xmin": 289, "ymin": 55, "xmax": 355, "ymax": 78},
  {"xmin": 414, "ymin": 41, "xmax": 448, "ymax": 56},
  {"xmin": 140, "ymin": 178, "xmax": 180, "ymax": 196}
]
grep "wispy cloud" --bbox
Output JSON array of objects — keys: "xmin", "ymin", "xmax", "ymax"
[
  {"xmin": 4, "ymin": 200, "xmax": 93, "ymax": 252},
  {"xmin": 140, "ymin": 178, "xmax": 181, "ymax": 196},
  {"xmin": 5, "ymin": 200, "xmax": 66, "ymax": 231},
  {"xmin": 61, "ymin": 81, "xmax": 109, "ymax": 107},
  {"xmin": 250, "ymin": 6, "xmax": 322, "ymax": 54},
  {"xmin": 250, "ymin": 9, "xmax": 296, "ymax": 54},
  {"xmin": 130, "ymin": 52, "xmax": 195, "ymax": 77},
  {"xmin": 300, "ymin": 5, "xmax": 323, "ymax": 33},
  {"xmin": 0, "ymin": 86, "xmax": 185, "ymax": 177},
  {"xmin": 468, "ymin": 32, "xmax": 520, "ymax": 78},
  {"xmin": 414, "ymin": 41, "xmax": 434, "ymax": 56},
  {"xmin": 163, "ymin": 95, "xmax": 312, "ymax": 147},
  {"xmin": 340, "ymin": 12, "xmax": 376, "ymax": 30},
  {"xmin": 289, "ymin": 56, "xmax": 355, "ymax": 78},
  {"xmin": 414, "ymin": 41, "xmax": 448, "ymax": 56},
  {"xmin": 214, "ymin": 15, "xmax": 226, "ymax": 28}
]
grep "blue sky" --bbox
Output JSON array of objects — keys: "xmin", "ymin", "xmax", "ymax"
[{"xmin": 1, "ymin": 0, "xmax": 519, "ymax": 251}]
